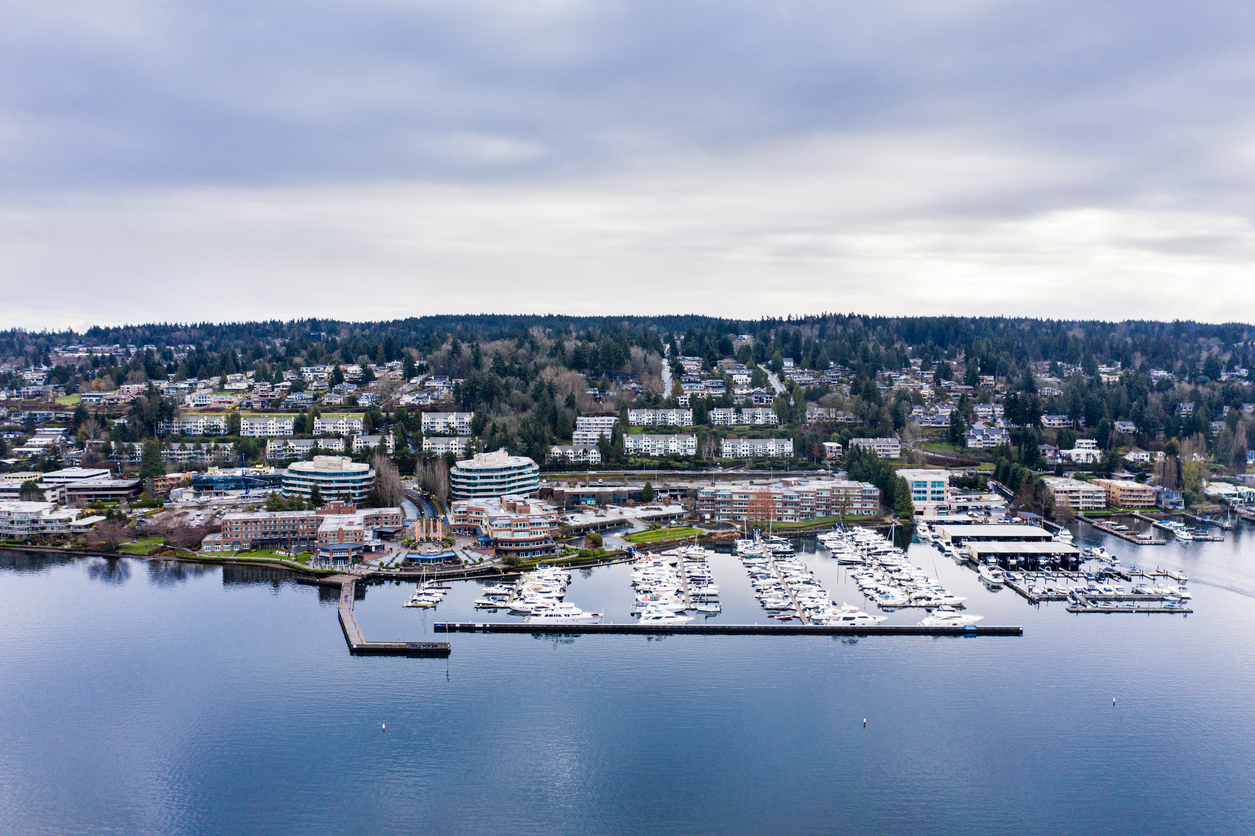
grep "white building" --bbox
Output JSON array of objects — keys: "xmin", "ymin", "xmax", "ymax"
[
  {"xmin": 849, "ymin": 437, "xmax": 901, "ymax": 459},
  {"xmin": 450, "ymin": 449, "xmax": 541, "ymax": 500},
  {"xmin": 574, "ymin": 415, "xmax": 618, "ymax": 439},
  {"xmin": 1043, "ymin": 477, "xmax": 1107, "ymax": 511},
  {"xmin": 241, "ymin": 416, "xmax": 295, "ymax": 438},
  {"xmin": 720, "ymin": 437, "xmax": 794, "ymax": 458},
  {"xmin": 740, "ymin": 407, "xmax": 779, "ymax": 426},
  {"xmin": 157, "ymin": 415, "xmax": 228, "ymax": 436},
  {"xmin": 265, "ymin": 438, "xmax": 345, "ymax": 460},
  {"xmin": 627, "ymin": 408, "xmax": 694, "ymax": 427},
  {"xmin": 423, "ymin": 436, "xmax": 471, "ymax": 457},
  {"xmin": 623, "ymin": 433, "xmax": 698, "ymax": 456},
  {"xmin": 896, "ymin": 469, "xmax": 951, "ymax": 515},
  {"xmin": 313, "ymin": 415, "xmax": 364, "ymax": 436},
  {"xmin": 421, "ymin": 412, "xmax": 473, "ymax": 436},
  {"xmin": 548, "ymin": 444, "xmax": 602, "ymax": 465},
  {"xmin": 0, "ymin": 501, "xmax": 84, "ymax": 538},
  {"xmin": 352, "ymin": 434, "xmax": 396, "ymax": 454}
]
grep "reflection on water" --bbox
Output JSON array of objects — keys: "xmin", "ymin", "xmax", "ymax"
[
  {"xmin": 85, "ymin": 556, "xmax": 130, "ymax": 585},
  {"xmin": 147, "ymin": 559, "xmax": 214, "ymax": 587}
]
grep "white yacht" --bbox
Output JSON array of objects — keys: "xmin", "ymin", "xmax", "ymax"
[
  {"xmin": 636, "ymin": 606, "xmax": 695, "ymax": 625},
  {"xmin": 1174, "ymin": 527, "xmax": 1194, "ymax": 542},
  {"xmin": 524, "ymin": 602, "xmax": 603, "ymax": 625},
  {"xmin": 826, "ymin": 609, "xmax": 887, "ymax": 626},
  {"xmin": 978, "ymin": 564, "xmax": 1006, "ymax": 586},
  {"xmin": 918, "ymin": 607, "xmax": 984, "ymax": 628}
]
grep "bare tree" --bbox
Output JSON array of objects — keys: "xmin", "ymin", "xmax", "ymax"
[
  {"xmin": 87, "ymin": 521, "xmax": 129, "ymax": 552},
  {"xmin": 373, "ymin": 453, "xmax": 405, "ymax": 507}
]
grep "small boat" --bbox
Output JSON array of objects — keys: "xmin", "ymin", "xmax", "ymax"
[
  {"xmin": 978, "ymin": 564, "xmax": 1005, "ymax": 586},
  {"xmin": 918, "ymin": 607, "xmax": 984, "ymax": 628},
  {"xmin": 636, "ymin": 606, "xmax": 695, "ymax": 625}
]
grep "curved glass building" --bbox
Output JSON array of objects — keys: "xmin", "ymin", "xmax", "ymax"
[{"xmin": 450, "ymin": 449, "xmax": 540, "ymax": 500}]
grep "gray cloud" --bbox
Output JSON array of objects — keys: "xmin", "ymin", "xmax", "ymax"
[{"xmin": 3, "ymin": 0, "xmax": 1255, "ymax": 326}]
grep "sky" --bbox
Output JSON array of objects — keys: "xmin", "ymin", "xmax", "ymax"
[{"xmin": 4, "ymin": 0, "xmax": 1255, "ymax": 330}]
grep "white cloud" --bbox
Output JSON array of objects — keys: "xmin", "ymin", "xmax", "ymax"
[{"xmin": 3, "ymin": 133, "xmax": 1254, "ymax": 328}]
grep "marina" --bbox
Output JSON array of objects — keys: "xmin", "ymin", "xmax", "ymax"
[
  {"xmin": 337, "ymin": 576, "xmax": 450, "ymax": 656},
  {"xmin": 434, "ymin": 621, "xmax": 1022, "ymax": 636}
]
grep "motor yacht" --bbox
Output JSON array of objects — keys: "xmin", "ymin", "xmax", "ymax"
[
  {"xmin": 978, "ymin": 564, "xmax": 1005, "ymax": 586},
  {"xmin": 524, "ymin": 602, "xmax": 604, "ymax": 625},
  {"xmin": 918, "ymin": 607, "xmax": 984, "ymax": 628},
  {"xmin": 636, "ymin": 606, "xmax": 695, "ymax": 625},
  {"xmin": 826, "ymin": 609, "xmax": 887, "ymax": 626}
]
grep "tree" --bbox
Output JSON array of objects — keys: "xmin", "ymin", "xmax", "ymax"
[
  {"xmin": 19, "ymin": 480, "xmax": 40, "ymax": 501},
  {"xmin": 372, "ymin": 453, "xmax": 404, "ymax": 506},
  {"xmin": 892, "ymin": 477, "xmax": 915, "ymax": 520},
  {"xmin": 139, "ymin": 437, "xmax": 165, "ymax": 479},
  {"xmin": 948, "ymin": 410, "xmax": 967, "ymax": 446},
  {"xmin": 641, "ymin": 481, "xmax": 655, "ymax": 503},
  {"xmin": 87, "ymin": 521, "xmax": 129, "ymax": 552},
  {"xmin": 308, "ymin": 484, "xmax": 323, "ymax": 509}
]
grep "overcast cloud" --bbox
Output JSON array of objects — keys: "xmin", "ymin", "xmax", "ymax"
[{"xmin": 3, "ymin": 0, "xmax": 1255, "ymax": 328}]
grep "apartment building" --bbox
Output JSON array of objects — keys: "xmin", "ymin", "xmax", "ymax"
[
  {"xmin": 265, "ymin": 438, "xmax": 345, "ymax": 460},
  {"xmin": 1091, "ymin": 478, "xmax": 1156, "ymax": 509},
  {"xmin": 313, "ymin": 415, "xmax": 364, "ymax": 436},
  {"xmin": 627, "ymin": 409, "xmax": 694, "ymax": 427},
  {"xmin": 623, "ymin": 433, "xmax": 697, "ymax": 457},
  {"xmin": 1043, "ymin": 477, "xmax": 1108, "ymax": 511},
  {"xmin": 849, "ymin": 437, "xmax": 901, "ymax": 459},
  {"xmin": 157, "ymin": 415, "xmax": 228, "ymax": 436},
  {"xmin": 548, "ymin": 444, "xmax": 602, "ymax": 465},
  {"xmin": 720, "ymin": 437, "xmax": 794, "ymax": 458},
  {"xmin": 574, "ymin": 415, "xmax": 618, "ymax": 439},
  {"xmin": 241, "ymin": 416, "xmax": 295, "ymax": 438},
  {"xmin": 895, "ymin": 469, "xmax": 951, "ymax": 515},
  {"xmin": 697, "ymin": 478, "xmax": 880, "ymax": 523},
  {"xmin": 421, "ymin": 412, "xmax": 474, "ymax": 436},
  {"xmin": 448, "ymin": 495, "xmax": 558, "ymax": 559},
  {"xmin": 422, "ymin": 436, "xmax": 471, "ymax": 457}
]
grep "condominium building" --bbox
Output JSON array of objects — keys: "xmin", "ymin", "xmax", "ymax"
[
  {"xmin": 696, "ymin": 478, "xmax": 880, "ymax": 523},
  {"xmin": 282, "ymin": 456, "xmax": 375, "ymax": 504},
  {"xmin": 450, "ymin": 449, "xmax": 540, "ymax": 500},
  {"xmin": 709, "ymin": 408, "xmax": 738, "ymax": 426},
  {"xmin": 210, "ymin": 504, "xmax": 402, "ymax": 553},
  {"xmin": 423, "ymin": 436, "xmax": 471, "ymax": 457},
  {"xmin": 1091, "ymin": 478, "xmax": 1156, "ymax": 509},
  {"xmin": 720, "ymin": 437, "xmax": 794, "ymax": 458},
  {"xmin": 739, "ymin": 407, "xmax": 779, "ymax": 426},
  {"xmin": 1043, "ymin": 477, "xmax": 1108, "ymax": 511},
  {"xmin": 895, "ymin": 469, "xmax": 951, "ymax": 514},
  {"xmin": 313, "ymin": 415, "xmax": 364, "ymax": 436},
  {"xmin": 574, "ymin": 415, "xmax": 618, "ymax": 439},
  {"xmin": 0, "ymin": 501, "xmax": 82, "ymax": 538},
  {"xmin": 156, "ymin": 415, "xmax": 228, "ymax": 436},
  {"xmin": 241, "ymin": 416, "xmax": 295, "ymax": 438},
  {"xmin": 623, "ymin": 433, "xmax": 698, "ymax": 456},
  {"xmin": 548, "ymin": 444, "xmax": 602, "ymax": 465},
  {"xmin": 162, "ymin": 442, "xmax": 236, "ymax": 467},
  {"xmin": 448, "ymin": 495, "xmax": 558, "ymax": 559},
  {"xmin": 265, "ymin": 437, "xmax": 345, "ymax": 461},
  {"xmin": 627, "ymin": 408, "xmax": 694, "ymax": 427},
  {"xmin": 352, "ymin": 434, "xmax": 395, "ymax": 454},
  {"xmin": 849, "ymin": 437, "xmax": 901, "ymax": 459},
  {"xmin": 421, "ymin": 412, "xmax": 474, "ymax": 436}
]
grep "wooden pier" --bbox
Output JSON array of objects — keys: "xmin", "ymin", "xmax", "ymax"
[
  {"xmin": 337, "ymin": 578, "xmax": 450, "ymax": 657},
  {"xmin": 1078, "ymin": 515, "xmax": 1167, "ymax": 545},
  {"xmin": 434, "ymin": 622, "xmax": 1022, "ymax": 637},
  {"xmin": 1066, "ymin": 605, "xmax": 1192, "ymax": 614}
]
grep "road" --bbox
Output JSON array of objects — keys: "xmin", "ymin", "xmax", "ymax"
[{"xmin": 766, "ymin": 370, "xmax": 786, "ymax": 394}]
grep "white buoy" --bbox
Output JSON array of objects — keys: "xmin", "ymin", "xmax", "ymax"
[
  {"xmin": 1112, "ymin": 698, "xmax": 1116, "ymax": 706},
  {"xmin": 863, "ymin": 718, "xmax": 867, "ymax": 727},
  {"xmin": 382, "ymin": 723, "xmax": 386, "ymax": 731}
]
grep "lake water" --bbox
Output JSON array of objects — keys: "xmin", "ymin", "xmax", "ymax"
[{"xmin": 4, "ymin": 522, "xmax": 1255, "ymax": 834}]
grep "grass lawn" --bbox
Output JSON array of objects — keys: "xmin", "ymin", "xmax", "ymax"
[
  {"xmin": 55, "ymin": 394, "xmax": 81, "ymax": 406},
  {"xmin": 625, "ymin": 526, "xmax": 705, "ymax": 543}
]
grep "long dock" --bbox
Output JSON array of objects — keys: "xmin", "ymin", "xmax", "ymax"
[
  {"xmin": 1078, "ymin": 515, "xmax": 1167, "ymax": 545},
  {"xmin": 1066, "ymin": 606, "xmax": 1192, "ymax": 614},
  {"xmin": 337, "ymin": 578, "xmax": 451, "ymax": 657},
  {"xmin": 434, "ymin": 622, "xmax": 1021, "ymax": 637}
]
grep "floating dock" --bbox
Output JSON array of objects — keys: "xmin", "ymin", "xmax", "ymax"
[
  {"xmin": 434, "ymin": 622, "xmax": 1022, "ymax": 637},
  {"xmin": 1066, "ymin": 606, "xmax": 1192, "ymax": 614},
  {"xmin": 337, "ymin": 578, "xmax": 450, "ymax": 657},
  {"xmin": 1078, "ymin": 515, "xmax": 1167, "ymax": 545}
]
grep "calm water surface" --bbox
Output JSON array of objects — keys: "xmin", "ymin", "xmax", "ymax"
[{"xmin": 3, "ymin": 522, "xmax": 1255, "ymax": 835}]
